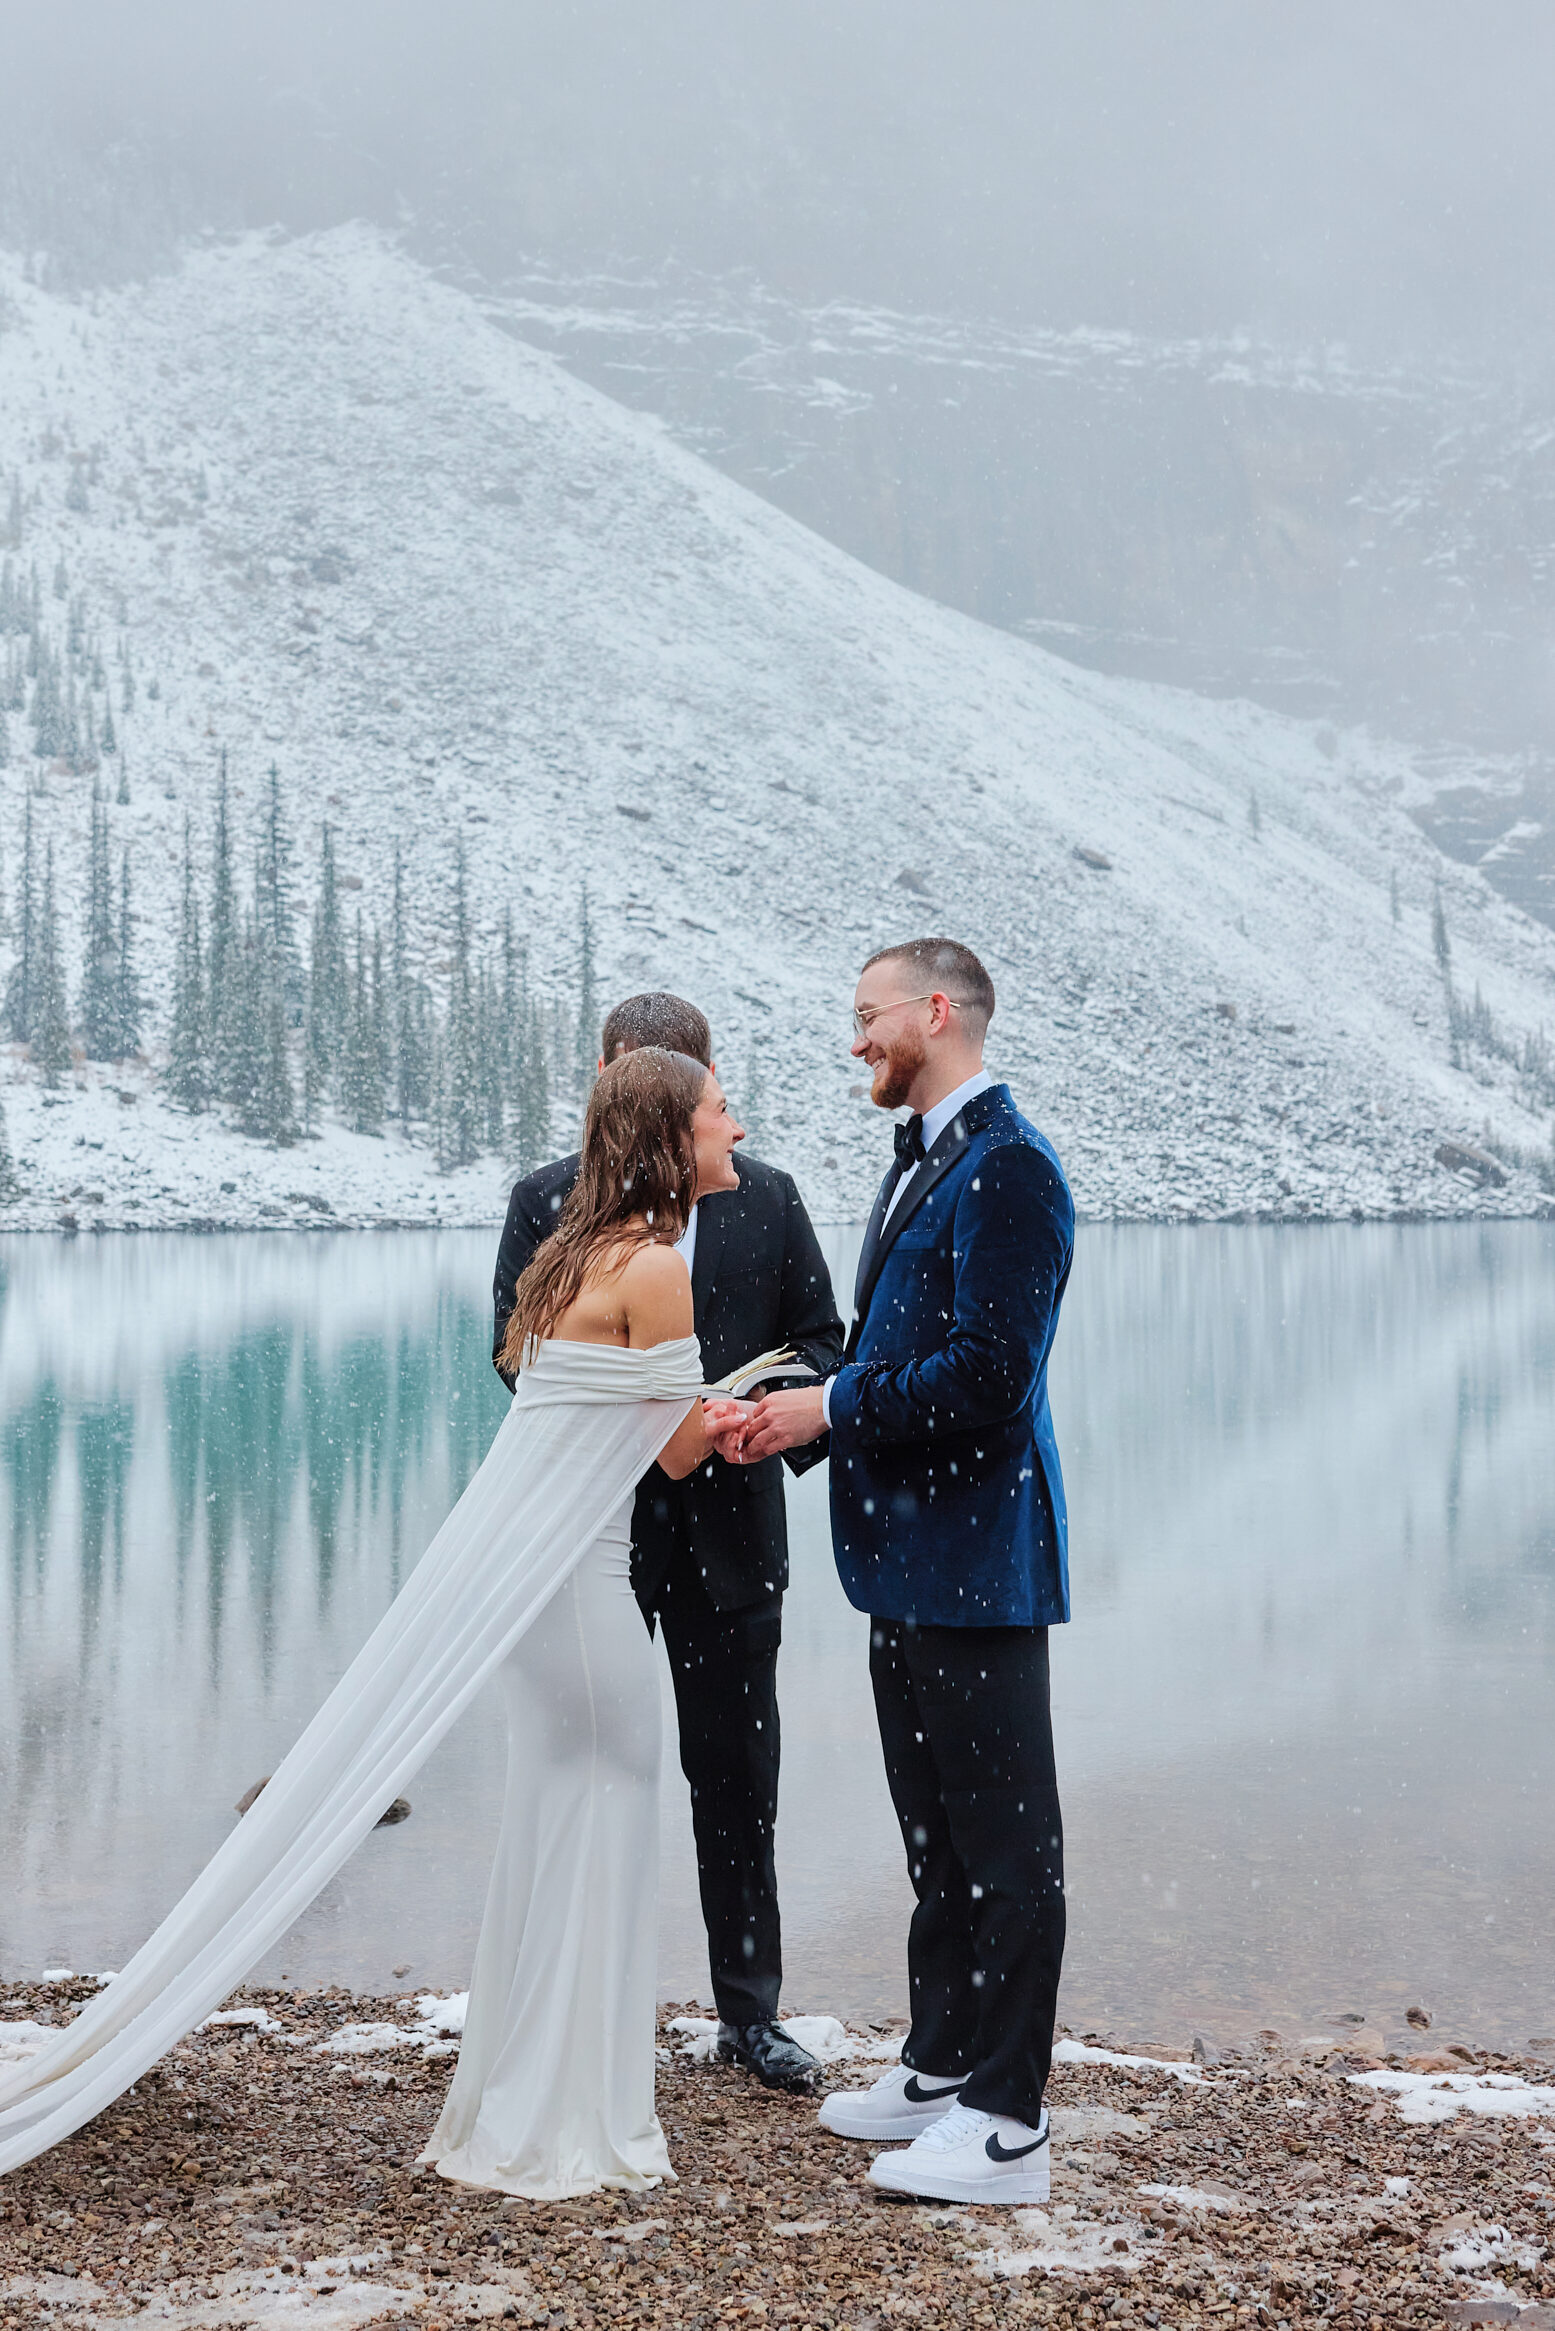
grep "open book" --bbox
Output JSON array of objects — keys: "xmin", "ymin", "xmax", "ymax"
[{"xmin": 700, "ymin": 1346, "xmax": 821, "ymax": 1401}]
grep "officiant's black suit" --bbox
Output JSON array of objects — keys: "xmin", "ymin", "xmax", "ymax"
[{"xmin": 493, "ymin": 1152, "xmax": 844, "ymax": 2028}]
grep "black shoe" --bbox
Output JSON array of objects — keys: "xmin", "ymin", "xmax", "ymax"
[{"xmin": 716, "ymin": 2019, "xmax": 822, "ymax": 2094}]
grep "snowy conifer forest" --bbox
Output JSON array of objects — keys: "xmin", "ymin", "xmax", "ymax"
[{"xmin": 1, "ymin": 226, "xmax": 1553, "ymax": 1230}]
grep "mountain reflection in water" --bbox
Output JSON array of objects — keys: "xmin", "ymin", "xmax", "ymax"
[{"xmin": 1, "ymin": 1223, "xmax": 1551, "ymax": 2052}]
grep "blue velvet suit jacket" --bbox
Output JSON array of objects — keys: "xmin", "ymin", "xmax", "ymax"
[{"xmin": 827, "ymin": 1083, "xmax": 1073, "ymax": 1629}]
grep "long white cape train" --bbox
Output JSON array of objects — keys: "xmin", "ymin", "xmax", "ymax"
[{"xmin": 0, "ymin": 1334, "xmax": 703, "ymax": 2175}]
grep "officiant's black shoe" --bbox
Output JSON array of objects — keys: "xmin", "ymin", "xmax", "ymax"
[{"xmin": 717, "ymin": 2019, "xmax": 822, "ymax": 2094}]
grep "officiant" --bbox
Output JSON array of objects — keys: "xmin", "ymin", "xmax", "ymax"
[{"xmin": 492, "ymin": 992, "xmax": 844, "ymax": 2095}]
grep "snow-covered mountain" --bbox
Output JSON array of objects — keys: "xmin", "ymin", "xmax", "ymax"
[
  {"xmin": 492, "ymin": 265, "xmax": 1555, "ymax": 929},
  {"xmin": 1, "ymin": 224, "xmax": 1553, "ymax": 1231}
]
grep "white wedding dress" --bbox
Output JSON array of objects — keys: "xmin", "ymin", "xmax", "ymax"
[{"xmin": 0, "ymin": 1334, "xmax": 702, "ymax": 2196}]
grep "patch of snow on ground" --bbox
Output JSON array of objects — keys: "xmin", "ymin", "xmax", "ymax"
[
  {"xmin": 0, "ymin": 2256, "xmax": 517, "ymax": 2327},
  {"xmin": 1052, "ymin": 2037, "xmax": 1204, "ymax": 2084},
  {"xmin": 316, "ymin": 2021, "xmax": 419, "ymax": 2056},
  {"xmin": 1049, "ymin": 2104, "xmax": 1149, "ymax": 2143},
  {"xmin": 968, "ymin": 2201, "xmax": 1150, "ymax": 2279},
  {"xmin": 1438, "ymin": 2223, "xmax": 1548, "ymax": 2281},
  {"xmin": 669, "ymin": 2014, "xmax": 899, "ymax": 2065},
  {"xmin": 0, "ymin": 2021, "xmax": 56, "ymax": 2072},
  {"xmin": 413, "ymin": 1991, "xmax": 467, "ymax": 2038},
  {"xmin": 316, "ymin": 1992, "xmax": 467, "ymax": 2059},
  {"xmin": 1137, "ymin": 2181, "xmax": 1247, "ymax": 2213},
  {"xmin": 1350, "ymin": 2068, "xmax": 1555, "ymax": 2124}
]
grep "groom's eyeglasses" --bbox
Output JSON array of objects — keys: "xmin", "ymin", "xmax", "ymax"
[{"xmin": 851, "ymin": 995, "xmax": 962, "ymax": 1039}]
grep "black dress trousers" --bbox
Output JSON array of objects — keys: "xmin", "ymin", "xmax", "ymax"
[
  {"xmin": 869, "ymin": 1617, "xmax": 1065, "ymax": 2128},
  {"xmin": 652, "ymin": 1545, "xmax": 784, "ymax": 2030}
]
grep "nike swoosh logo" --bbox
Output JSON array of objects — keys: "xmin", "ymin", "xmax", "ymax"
[
  {"xmin": 986, "ymin": 2130, "xmax": 1049, "ymax": 2163},
  {"xmin": 902, "ymin": 2075, "xmax": 962, "ymax": 2104}
]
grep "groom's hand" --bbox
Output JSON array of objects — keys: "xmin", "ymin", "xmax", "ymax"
[{"xmin": 736, "ymin": 1385, "xmax": 827, "ymax": 1461}]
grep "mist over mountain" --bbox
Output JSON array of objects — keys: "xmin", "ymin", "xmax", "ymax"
[{"xmin": 7, "ymin": 2, "xmax": 1555, "ymax": 354}]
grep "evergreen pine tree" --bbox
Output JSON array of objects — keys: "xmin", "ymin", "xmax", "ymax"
[
  {"xmin": 254, "ymin": 762, "xmax": 302, "ymax": 1021},
  {"xmin": 115, "ymin": 749, "xmax": 129, "ymax": 807},
  {"xmin": 0, "ymin": 1077, "xmax": 16, "ymax": 1200},
  {"xmin": 1247, "ymin": 789, "xmax": 1262, "ymax": 836},
  {"xmin": 167, "ymin": 819, "xmax": 208, "ymax": 1111},
  {"xmin": 400, "ymin": 976, "xmax": 433, "ymax": 1135},
  {"xmin": 575, "ymin": 879, "xmax": 598, "ymax": 1092},
  {"xmin": 339, "ymin": 915, "xmax": 385, "ymax": 1135},
  {"xmin": 389, "ymin": 843, "xmax": 430, "ymax": 1129},
  {"xmin": 112, "ymin": 849, "xmax": 144, "ymax": 1059},
  {"xmin": 206, "ymin": 755, "xmax": 234, "ymax": 1072},
  {"xmin": 223, "ymin": 915, "xmax": 267, "ymax": 1133},
  {"xmin": 429, "ymin": 1012, "xmax": 450, "ymax": 1173},
  {"xmin": 30, "ymin": 649, "xmax": 62, "ymax": 762},
  {"xmin": 519, "ymin": 995, "xmax": 551, "ymax": 1172},
  {"xmin": 303, "ymin": 822, "xmax": 347, "ymax": 1118},
  {"xmin": 370, "ymin": 923, "xmax": 389, "ymax": 1120},
  {"xmin": 99, "ymin": 695, "xmax": 116, "ymax": 755},
  {"xmin": 78, "ymin": 783, "xmax": 118, "ymax": 1057},
  {"xmin": 500, "ymin": 923, "xmax": 549, "ymax": 1174},
  {"xmin": 477, "ymin": 959, "xmax": 505, "ymax": 1151},
  {"xmin": 443, "ymin": 844, "xmax": 480, "ymax": 1168},
  {"xmin": 256, "ymin": 956, "xmax": 296, "ymax": 1146},
  {"xmin": 4, "ymin": 472, "xmax": 21, "ymax": 549},
  {"xmin": 62, "ymin": 664, "xmax": 85, "ymax": 773},
  {"xmin": 31, "ymin": 844, "xmax": 71, "ymax": 1087},
  {"xmin": 2, "ymin": 797, "xmax": 36, "ymax": 1042},
  {"xmin": 51, "ymin": 555, "xmax": 67, "ymax": 601},
  {"xmin": 1432, "ymin": 882, "xmax": 1452, "ymax": 974}
]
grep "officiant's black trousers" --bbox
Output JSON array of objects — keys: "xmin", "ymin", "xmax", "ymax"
[
  {"xmin": 650, "ymin": 1550, "xmax": 784, "ymax": 2030},
  {"xmin": 870, "ymin": 1617, "xmax": 1065, "ymax": 2129}
]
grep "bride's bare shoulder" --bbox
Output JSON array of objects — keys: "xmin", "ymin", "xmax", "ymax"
[
  {"xmin": 618, "ymin": 1241, "xmax": 691, "ymax": 1296},
  {"xmin": 619, "ymin": 1240, "xmax": 693, "ymax": 1340}
]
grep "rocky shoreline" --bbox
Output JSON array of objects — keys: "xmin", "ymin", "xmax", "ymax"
[{"xmin": 3, "ymin": 1980, "xmax": 1553, "ymax": 2329}]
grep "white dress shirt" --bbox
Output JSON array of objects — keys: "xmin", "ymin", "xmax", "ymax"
[
  {"xmin": 821, "ymin": 1068, "xmax": 996, "ymax": 1424},
  {"xmin": 676, "ymin": 1204, "xmax": 698, "ymax": 1277}
]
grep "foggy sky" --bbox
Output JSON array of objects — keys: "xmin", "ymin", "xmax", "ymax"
[{"xmin": 5, "ymin": 0, "xmax": 1554, "ymax": 349}]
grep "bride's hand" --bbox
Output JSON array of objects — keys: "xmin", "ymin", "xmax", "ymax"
[{"xmin": 701, "ymin": 1399, "xmax": 753, "ymax": 1463}]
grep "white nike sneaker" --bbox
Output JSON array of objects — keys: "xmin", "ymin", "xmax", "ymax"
[
  {"xmin": 815, "ymin": 2059, "xmax": 964, "ymax": 2140},
  {"xmin": 867, "ymin": 2101, "xmax": 1051, "ymax": 2205}
]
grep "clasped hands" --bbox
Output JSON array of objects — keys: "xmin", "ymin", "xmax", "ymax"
[{"xmin": 702, "ymin": 1384, "xmax": 826, "ymax": 1464}]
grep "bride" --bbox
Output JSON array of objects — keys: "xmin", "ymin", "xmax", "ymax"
[{"xmin": 0, "ymin": 1046, "xmax": 742, "ymax": 2198}]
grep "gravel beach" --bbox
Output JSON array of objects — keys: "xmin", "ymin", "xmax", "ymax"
[{"xmin": 2, "ymin": 1981, "xmax": 1553, "ymax": 2329}]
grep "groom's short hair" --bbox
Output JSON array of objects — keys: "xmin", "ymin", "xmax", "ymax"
[
  {"xmin": 601, "ymin": 991, "xmax": 713, "ymax": 1066},
  {"xmin": 862, "ymin": 937, "xmax": 996, "ymax": 1037}
]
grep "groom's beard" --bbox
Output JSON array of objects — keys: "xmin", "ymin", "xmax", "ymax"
[{"xmin": 871, "ymin": 1031, "xmax": 926, "ymax": 1112}]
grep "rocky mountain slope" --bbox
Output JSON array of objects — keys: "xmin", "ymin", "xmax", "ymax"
[
  {"xmin": 495, "ymin": 266, "xmax": 1555, "ymax": 926},
  {"xmin": 0, "ymin": 225, "xmax": 1552, "ymax": 1230}
]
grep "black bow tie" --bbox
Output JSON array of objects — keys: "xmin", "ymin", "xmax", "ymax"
[{"xmin": 894, "ymin": 1115, "xmax": 926, "ymax": 1172}]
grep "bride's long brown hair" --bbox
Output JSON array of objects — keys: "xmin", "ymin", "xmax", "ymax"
[{"xmin": 500, "ymin": 1046, "xmax": 707, "ymax": 1372}]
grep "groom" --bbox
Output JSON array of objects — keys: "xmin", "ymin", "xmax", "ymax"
[
  {"xmin": 709, "ymin": 938, "xmax": 1073, "ymax": 2204},
  {"xmin": 492, "ymin": 991, "xmax": 845, "ymax": 2095}
]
